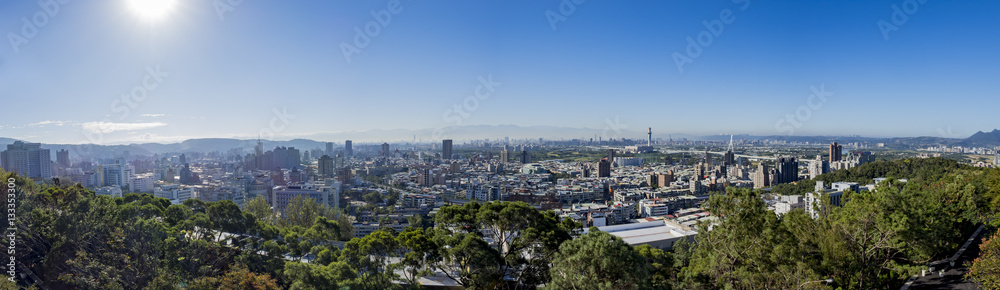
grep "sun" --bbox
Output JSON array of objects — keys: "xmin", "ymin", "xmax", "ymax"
[{"xmin": 129, "ymin": 0, "xmax": 177, "ymax": 20}]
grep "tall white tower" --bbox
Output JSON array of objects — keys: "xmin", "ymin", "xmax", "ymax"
[{"xmin": 647, "ymin": 127, "xmax": 652, "ymax": 146}]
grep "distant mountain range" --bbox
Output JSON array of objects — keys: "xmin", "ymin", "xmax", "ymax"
[
  {"xmin": 959, "ymin": 129, "xmax": 1000, "ymax": 147},
  {"xmin": 1, "ymin": 126, "xmax": 997, "ymax": 158}
]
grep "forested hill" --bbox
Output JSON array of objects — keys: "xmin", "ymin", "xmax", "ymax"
[
  {"xmin": 961, "ymin": 129, "xmax": 1000, "ymax": 147},
  {"xmin": 769, "ymin": 157, "xmax": 973, "ymax": 196},
  {"xmin": 726, "ymin": 157, "xmax": 1000, "ymax": 288}
]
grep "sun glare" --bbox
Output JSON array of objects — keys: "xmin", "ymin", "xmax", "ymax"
[{"xmin": 129, "ymin": 0, "xmax": 176, "ymax": 20}]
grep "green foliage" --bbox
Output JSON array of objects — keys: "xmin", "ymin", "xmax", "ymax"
[
  {"xmin": 677, "ymin": 158, "xmax": 996, "ymax": 289},
  {"xmin": 683, "ymin": 187, "xmax": 817, "ymax": 288},
  {"xmin": 244, "ymin": 195, "xmax": 275, "ymax": 224},
  {"xmin": 432, "ymin": 201, "xmax": 575, "ymax": 288},
  {"xmin": 967, "ymin": 230, "xmax": 1000, "ymax": 288},
  {"xmin": 340, "ymin": 228, "xmax": 403, "ymax": 289},
  {"xmin": 548, "ymin": 230, "xmax": 649, "ymax": 289},
  {"xmin": 277, "ymin": 195, "xmax": 353, "ymax": 239},
  {"xmin": 635, "ymin": 245, "xmax": 676, "ymax": 289},
  {"xmin": 283, "ymin": 261, "xmax": 358, "ymax": 290}
]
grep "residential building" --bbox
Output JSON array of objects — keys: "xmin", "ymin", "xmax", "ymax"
[{"xmin": 1, "ymin": 141, "xmax": 52, "ymax": 179}]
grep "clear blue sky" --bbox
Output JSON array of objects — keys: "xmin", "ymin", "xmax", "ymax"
[{"xmin": 1, "ymin": 0, "xmax": 998, "ymax": 144}]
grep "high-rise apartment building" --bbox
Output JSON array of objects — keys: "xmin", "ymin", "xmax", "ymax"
[
  {"xmin": 1, "ymin": 141, "xmax": 52, "ymax": 179},
  {"xmin": 829, "ymin": 142, "xmax": 842, "ymax": 162},
  {"xmin": 774, "ymin": 157, "xmax": 799, "ymax": 185},
  {"xmin": 442, "ymin": 139, "xmax": 453, "ymax": 160},
  {"xmin": 723, "ymin": 150, "xmax": 735, "ymax": 167},
  {"xmin": 598, "ymin": 158, "xmax": 611, "ymax": 177},
  {"xmin": 318, "ymin": 155, "xmax": 335, "ymax": 177},
  {"xmin": 500, "ymin": 145, "xmax": 510, "ymax": 164},
  {"xmin": 56, "ymin": 149, "xmax": 70, "ymax": 167},
  {"xmin": 753, "ymin": 163, "xmax": 770, "ymax": 189}
]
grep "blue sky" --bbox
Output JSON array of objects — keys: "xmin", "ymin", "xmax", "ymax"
[{"xmin": 1, "ymin": 0, "xmax": 998, "ymax": 144}]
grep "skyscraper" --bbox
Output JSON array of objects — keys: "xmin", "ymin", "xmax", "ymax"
[
  {"xmin": 345, "ymin": 140, "xmax": 353, "ymax": 156},
  {"xmin": 723, "ymin": 150, "xmax": 735, "ymax": 167},
  {"xmin": 775, "ymin": 157, "xmax": 799, "ymax": 185},
  {"xmin": 56, "ymin": 149, "xmax": 70, "ymax": 167},
  {"xmin": 100, "ymin": 159, "xmax": 130, "ymax": 188},
  {"xmin": 1, "ymin": 141, "xmax": 52, "ymax": 179},
  {"xmin": 318, "ymin": 155, "xmax": 335, "ymax": 177},
  {"xmin": 598, "ymin": 158, "xmax": 611, "ymax": 177},
  {"xmin": 520, "ymin": 150, "xmax": 531, "ymax": 164},
  {"xmin": 500, "ymin": 145, "xmax": 510, "ymax": 164},
  {"xmin": 829, "ymin": 142, "xmax": 842, "ymax": 162},
  {"xmin": 179, "ymin": 163, "xmax": 193, "ymax": 185},
  {"xmin": 753, "ymin": 163, "xmax": 770, "ymax": 189},
  {"xmin": 272, "ymin": 147, "xmax": 301, "ymax": 169},
  {"xmin": 325, "ymin": 142, "xmax": 334, "ymax": 155},
  {"xmin": 382, "ymin": 143, "xmax": 390, "ymax": 157},
  {"xmin": 808, "ymin": 155, "xmax": 830, "ymax": 179},
  {"xmin": 442, "ymin": 139, "xmax": 453, "ymax": 160}
]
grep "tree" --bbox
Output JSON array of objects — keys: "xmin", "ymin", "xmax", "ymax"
[
  {"xmin": 547, "ymin": 229, "xmax": 648, "ymax": 289},
  {"xmin": 283, "ymin": 261, "xmax": 358, "ymax": 290},
  {"xmin": 244, "ymin": 195, "xmax": 275, "ymax": 224},
  {"xmin": 396, "ymin": 228, "xmax": 437, "ymax": 287},
  {"xmin": 363, "ymin": 192, "xmax": 382, "ymax": 205},
  {"xmin": 635, "ymin": 245, "xmax": 676, "ymax": 289},
  {"xmin": 303, "ymin": 216, "xmax": 342, "ymax": 243},
  {"xmin": 433, "ymin": 232, "xmax": 502, "ymax": 289},
  {"xmin": 164, "ymin": 204, "xmax": 192, "ymax": 227},
  {"xmin": 208, "ymin": 200, "xmax": 254, "ymax": 238},
  {"xmin": 827, "ymin": 188, "xmax": 906, "ymax": 288},
  {"xmin": 405, "ymin": 214, "xmax": 433, "ymax": 229},
  {"xmin": 434, "ymin": 201, "xmax": 574, "ymax": 287},
  {"xmin": 967, "ymin": 230, "xmax": 1000, "ymax": 288},
  {"xmin": 340, "ymin": 228, "xmax": 403, "ymax": 289},
  {"xmin": 188, "ymin": 265, "xmax": 281, "ymax": 290},
  {"xmin": 681, "ymin": 187, "xmax": 816, "ymax": 288},
  {"xmin": 278, "ymin": 195, "xmax": 353, "ymax": 239}
]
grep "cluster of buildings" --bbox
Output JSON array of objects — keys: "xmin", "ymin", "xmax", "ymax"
[
  {"xmin": 0, "ymin": 136, "xmax": 909, "ymax": 252},
  {"xmin": 920, "ymin": 145, "xmax": 998, "ymax": 155}
]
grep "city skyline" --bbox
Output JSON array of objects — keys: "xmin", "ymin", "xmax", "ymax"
[
  {"xmin": 5, "ymin": 2, "xmax": 1000, "ymax": 288},
  {"xmin": 2, "ymin": 1, "xmax": 999, "ymax": 144}
]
